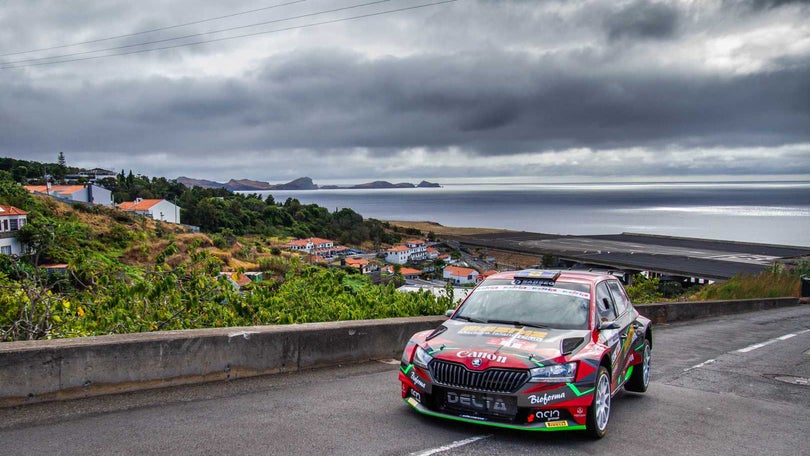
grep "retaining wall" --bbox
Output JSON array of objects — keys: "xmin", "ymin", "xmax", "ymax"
[{"xmin": 0, "ymin": 297, "xmax": 801, "ymax": 407}]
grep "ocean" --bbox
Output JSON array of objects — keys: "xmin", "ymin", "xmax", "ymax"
[{"xmin": 244, "ymin": 181, "xmax": 810, "ymax": 247}]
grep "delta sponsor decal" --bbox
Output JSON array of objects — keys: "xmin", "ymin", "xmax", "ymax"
[{"xmin": 458, "ymin": 325, "xmax": 547, "ymax": 342}]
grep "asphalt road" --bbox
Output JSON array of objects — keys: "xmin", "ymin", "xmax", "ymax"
[{"xmin": 2, "ymin": 306, "xmax": 809, "ymax": 456}]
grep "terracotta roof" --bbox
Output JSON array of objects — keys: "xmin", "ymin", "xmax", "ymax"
[
  {"xmin": 399, "ymin": 267, "xmax": 422, "ymax": 275},
  {"xmin": 286, "ymin": 237, "xmax": 335, "ymax": 247},
  {"xmin": 387, "ymin": 245, "xmax": 411, "ymax": 252},
  {"xmin": 426, "ymin": 247, "xmax": 439, "ymax": 253},
  {"xmin": 222, "ymin": 272, "xmax": 252, "ymax": 287},
  {"xmin": 406, "ymin": 239, "xmax": 425, "ymax": 245},
  {"xmin": 481, "ymin": 270, "xmax": 499, "ymax": 277},
  {"xmin": 24, "ymin": 185, "xmax": 87, "ymax": 196},
  {"xmin": 345, "ymin": 258, "xmax": 369, "ymax": 266},
  {"xmin": 0, "ymin": 205, "xmax": 27, "ymax": 216},
  {"xmin": 118, "ymin": 199, "xmax": 165, "ymax": 211},
  {"xmin": 444, "ymin": 266, "xmax": 478, "ymax": 277}
]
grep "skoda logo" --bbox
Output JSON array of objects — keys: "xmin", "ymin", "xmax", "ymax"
[{"xmin": 471, "ymin": 358, "xmax": 483, "ymax": 368}]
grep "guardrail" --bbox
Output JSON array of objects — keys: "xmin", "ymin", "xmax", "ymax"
[{"xmin": 0, "ymin": 297, "xmax": 801, "ymax": 407}]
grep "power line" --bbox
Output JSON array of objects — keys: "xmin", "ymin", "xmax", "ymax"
[
  {"xmin": 2, "ymin": 0, "xmax": 393, "ymax": 66},
  {"xmin": 0, "ymin": 0, "xmax": 308, "ymax": 58},
  {"xmin": 0, "ymin": 0, "xmax": 458, "ymax": 71}
]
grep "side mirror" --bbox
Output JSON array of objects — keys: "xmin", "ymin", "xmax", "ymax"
[
  {"xmin": 444, "ymin": 309, "xmax": 455, "ymax": 318},
  {"xmin": 599, "ymin": 320, "xmax": 621, "ymax": 330}
]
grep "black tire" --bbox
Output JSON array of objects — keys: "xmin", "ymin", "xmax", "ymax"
[
  {"xmin": 586, "ymin": 366, "xmax": 611, "ymax": 439},
  {"xmin": 625, "ymin": 338, "xmax": 651, "ymax": 393}
]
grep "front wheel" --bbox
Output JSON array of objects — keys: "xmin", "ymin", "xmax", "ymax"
[
  {"xmin": 586, "ymin": 366, "xmax": 611, "ymax": 438},
  {"xmin": 625, "ymin": 339, "xmax": 651, "ymax": 393}
]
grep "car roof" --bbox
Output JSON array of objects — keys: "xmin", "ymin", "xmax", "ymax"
[{"xmin": 484, "ymin": 269, "xmax": 614, "ymax": 286}]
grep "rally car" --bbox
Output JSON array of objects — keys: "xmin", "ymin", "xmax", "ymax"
[{"xmin": 399, "ymin": 269, "xmax": 652, "ymax": 438}]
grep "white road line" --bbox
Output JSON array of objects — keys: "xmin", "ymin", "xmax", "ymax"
[
  {"xmin": 736, "ymin": 329, "xmax": 810, "ymax": 354},
  {"xmin": 683, "ymin": 359, "xmax": 715, "ymax": 372},
  {"xmin": 685, "ymin": 329, "xmax": 810, "ymax": 372},
  {"xmin": 411, "ymin": 435, "xmax": 492, "ymax": 456}
]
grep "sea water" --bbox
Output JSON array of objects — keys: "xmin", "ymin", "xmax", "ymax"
[{"xmin": 245, "ymin": 181, "xmax": 810, "ymax": 247}]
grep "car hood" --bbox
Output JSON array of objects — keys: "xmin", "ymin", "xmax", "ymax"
[{"xmin": 421, "ymin": 319, "xmax": 590, "ymax": 370}]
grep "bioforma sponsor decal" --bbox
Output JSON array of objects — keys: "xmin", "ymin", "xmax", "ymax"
[
  {"xmin": 456, "ymin": 351, "xmax": 507, "ymax": 364},
  {"xmin": 409, "ymin": 371, "xmax": 427, "ymax": 390},
  {"xmin": 528, "ymin": 391, "xmax": 568, "ymax": 406}
]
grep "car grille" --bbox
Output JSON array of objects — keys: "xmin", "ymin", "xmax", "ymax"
[{"xmin": 429, "ymin": 360, "xmax": 530, "ymax": 393}]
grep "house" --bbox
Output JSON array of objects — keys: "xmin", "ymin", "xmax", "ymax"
[
  {"xmin": 219, "ymin": 271, "xmax": 262, "ymax": 289},
  {"xmin": 385, "ymin": 239, "xmax": 428, "ymax": 264},
  {"xmin": 0, "ymin": 205, "xmax": 27, "ymax": 256},
  {"xmin": 118, "ymin": 198, "xmax": 181, "ymax": 224},
  {"xmin": 384, "ymin": 265, "xmax": 422, "ymax": 280},
  {"xmin": 25, "ymin": 184, "xmax": 113, "ymax": 207},
  {"xmin": 344, "ymin": 257, "xmax": 380, "ymax": 274},
  {"xmin": 443, "ymin": 266, "xmax": 479, "ymax": 285},
  {"xmin": 426, "ymin": 246, "xmax": 440, "ymax": 260},
  {"xmin": 286, "ymin": 237, "xmax": 334, "ymax": 253}
]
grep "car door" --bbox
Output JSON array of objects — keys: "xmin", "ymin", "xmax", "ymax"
[
  {"xmin": 596, "ymin": 280, "xmax": 631, "ymax": 390},
  {"xmin": 606, "ymin": 280, "xmax": 635, "ymax": 386}
]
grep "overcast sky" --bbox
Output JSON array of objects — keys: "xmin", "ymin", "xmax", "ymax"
[{"xmin": 1, "ymin": 0, "xmax": 809, "ymax": 184}]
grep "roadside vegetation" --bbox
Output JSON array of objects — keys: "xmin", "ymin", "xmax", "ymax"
[{"xmin": 0, "ymin": 164, "xmax": 450, "ymax": 342}]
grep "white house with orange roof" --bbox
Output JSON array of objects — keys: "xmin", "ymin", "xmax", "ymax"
[
  {"xmin": 0, "ymin": 205, "xmax": 28, "ymax": 255},
  {"xmin": 25, "ymin": 184, "xmax": 113, "ymax": 207},
  {"xmin": 443, "ymin": 265, "xmax": 479, "ymax": 285},
  {"xmin": 286, "ymin": 237, "xmax": 334, "ymax": 253},
  {"xmin": 385, "ymin": 239, "xmax": 428, "ymax": 264},
  {"xmin": 118, "ymin": 198, "xmax": 180, "ymax": 224},
  {"xmin": 344, "ymin": 257, "xmax": 380, "ymax": 274}
]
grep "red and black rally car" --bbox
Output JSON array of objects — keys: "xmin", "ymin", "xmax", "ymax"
[{"xmin": 399, "ymin": 269, "xmax": 652, "ymax": 438}]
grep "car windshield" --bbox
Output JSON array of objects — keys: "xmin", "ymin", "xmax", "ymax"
[{"xmin": 454, "ymin": 283, "xmax": 591, "ymax": 330}]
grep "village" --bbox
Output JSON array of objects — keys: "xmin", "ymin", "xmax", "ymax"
[{"xmin": 2, "ymin": 178, "xmax": 498, "ymax": 300}]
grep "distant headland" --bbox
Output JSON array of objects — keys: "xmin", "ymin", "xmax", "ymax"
[{"xmin": 176, "ymin": 176, "xmax": 441, "ymax": 192}]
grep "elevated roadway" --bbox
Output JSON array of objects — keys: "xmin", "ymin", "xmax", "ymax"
[{"xmin": 450, "ymin": 232, "xmax": 810, "ymax": 280}]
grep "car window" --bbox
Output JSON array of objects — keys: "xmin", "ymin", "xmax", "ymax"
[
  {"xmin": 455, "ymin": 285, "xmax": 591, "ymax": 330},
  {"xmin": 607, "ymin": 280, "xmax": 629, "ymax": 316},
  {"xmin": 595, "ymin": 282, "xmax": 616, "ymax": 322}
]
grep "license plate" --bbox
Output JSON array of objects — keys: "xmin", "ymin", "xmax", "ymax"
[{"xmin": 445, "ymin": 390, "xmax": 517, "ymax": 416}]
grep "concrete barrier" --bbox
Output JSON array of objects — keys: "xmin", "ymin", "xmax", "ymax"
[
  {"xmin": 0, "ymin": 297, "xmax": 802, "ymax": 407},
  {"xmin": 635, "ymin": 297, "xmax": 800, "ymax": 324}
]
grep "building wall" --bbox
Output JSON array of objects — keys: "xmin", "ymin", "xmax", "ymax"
[
  {"xmin": 88, "ymin": 185, "xmax": 113, "ymax": 207},
  {"xmin": 148, "ymin": 200, "xmax": 181, "ymax": 224},
  {"xmin": 0, "ymin": 213, "xmax": 26, "ymax": 255}
]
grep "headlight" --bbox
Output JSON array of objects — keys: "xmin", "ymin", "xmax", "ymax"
[
  {"xmin": 413, "ymin": 346, "xmax": 433, "ymax": 369},
  {"xmin": 529, "ymin": 362, "xmax": 577, "ymax": 383}
]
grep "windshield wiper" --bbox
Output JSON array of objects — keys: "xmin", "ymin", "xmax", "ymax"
[
  {"xmin": 485, "ymin": 319, "xmax": 548, "ymax": 329},
  {"xmin": 454, "ymin": 315, "xmax": 487, "ymax": 323}
]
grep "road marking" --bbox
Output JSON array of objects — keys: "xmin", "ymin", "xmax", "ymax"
[
  {"xmin": 684, "ymin": 330, "xmax": 810, "ymax": 372},
  {"xmin": 683, "ymin": 359, "xmax": 715, "ymax": 372},
  {"xmin": 411, "ymin": 435, "xmax": 492, "ymax": 456},
  {"xmin": 736, "ymin": 329, "xmax": 810, "ymax": 353}
]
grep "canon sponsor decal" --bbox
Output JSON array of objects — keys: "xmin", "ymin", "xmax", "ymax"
[{"xmin": 456, "ymin": 351, "xmax": 507, "ymax": 364}]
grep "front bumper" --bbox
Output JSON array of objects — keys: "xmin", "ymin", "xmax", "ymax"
[{"xmin": 400, "ymin": 366, "xmax": 593, "ymax": 432}]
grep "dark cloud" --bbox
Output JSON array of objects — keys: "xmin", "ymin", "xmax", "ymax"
[
  {"xmin": 740, "ymin": 0, "xmax": 810, "ymax": 10},
  {"xmin": 603, "ymin": 1, "xmax": 680, "ymax": 42},
  {"xmin": 0, "ymin": 1, "xmax": 808, "ymax": 180},
  {"xmin": 3, "ymin": 49, "xmax": 808, "ymax": 162}
]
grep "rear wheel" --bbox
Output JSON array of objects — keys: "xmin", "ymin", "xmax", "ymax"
[
  {"xmin": 586, "ymin": 366, "xmax": 611, "ymax": 438},
  {"xmin": 625, "ymin": 339, "xmax": 651, "ymax": 393}
]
